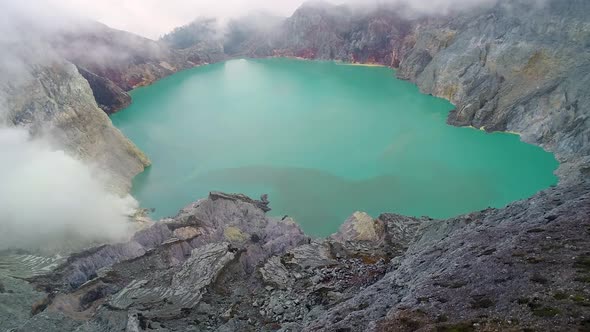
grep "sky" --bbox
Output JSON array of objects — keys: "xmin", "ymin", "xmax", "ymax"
[
  {"xmin": 50, "ymin": 0, "xmax": 310, "ymax": 39},
  {"xmin": 42, "ymin": 0, "xmax": 501, "ymax": 40}
]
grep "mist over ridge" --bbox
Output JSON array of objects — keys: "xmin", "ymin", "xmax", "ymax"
[{"xmin": 3, "ymin": 0, "xmax": 527, "ymax": 39}]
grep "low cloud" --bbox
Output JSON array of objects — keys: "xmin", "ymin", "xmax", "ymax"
[
  {"xmin": 0, "ymin": 126, "xmax": 138, "ymax": 252},
  {"xmin": 10, "ymin": 0, "xmax": 515, "ymax": 39},
  {"xmin": 0, "ymin": 1, "xmax": 144, "ymax": 253}
]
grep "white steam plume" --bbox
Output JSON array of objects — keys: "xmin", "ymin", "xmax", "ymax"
[
  {"xmin": 0, "ymin": 126, "xmax": 138, "ymax": 252},
  {"xmin": 18, "ymin": 0, "xmax": 529, "ymax": 39},
  {"xmin": 0, "ymin": 2, "xmax": 144, "ymax": 252}
]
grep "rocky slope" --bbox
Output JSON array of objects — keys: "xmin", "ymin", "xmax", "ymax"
[
  {"xmin": 49, "ymin": 21, "xmax": 222, "ymax": 114},
  {"xmin": 0, "ymin": 18, "xmax": 215, "ymax": 191},
  {"xmin": 3, "ymin": 185, "xmax": 588, "ymax": 331},
  {"xmin": 270, "ymin": 2, "xmax": 411, "ymax": 66},
  {"xmin": 2, "ymin": 0, "xmax": 590, "ymax": 331},
  {"xmin": 0, "ymin": 51, "xmax": 149, "ymax": 193}
]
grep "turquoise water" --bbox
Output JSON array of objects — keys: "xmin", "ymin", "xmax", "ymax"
[{"xmin": 111, "ymin": 58, "xmax": 558, "ymax": 236}]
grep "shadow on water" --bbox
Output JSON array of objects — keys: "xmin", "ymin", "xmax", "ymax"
[{"xmin": 186, "ymin": 165, "xmax": 499, "ymax": 236}]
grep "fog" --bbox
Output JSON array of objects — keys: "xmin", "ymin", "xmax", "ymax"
[
  {"xmin": 0, "ymin": 117, "xmax": 138, "ymax": 252},
  {"xmin": 0, "ymin": 122, "xmax": 138, "ymax": 253},
  {"xmin": 0, "ymin": 2, "xmax": 141, "ymax": 252},
  {"xmin": 32, "ymin": 0, "xmax": 505, "ymax": 39},
  {"xmin": 0, "ymin": 126, "xmax": 138, "ymax": 252}
]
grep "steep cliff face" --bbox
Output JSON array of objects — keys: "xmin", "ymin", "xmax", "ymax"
[
  {"xmin": 0, "ymin": 53, "xmax": 149, "ymax": 193},
  {"xmin": 48, "ymin": 21, "xmax": 222, "ymax": 114},
  {"xmin": 310, "ymin": 184, "xmax": 590, "ymax": 332},
  {"xmin": 76, "ymin": 66, "xmax": 132, "ymax": 115},
  {"xmin": 0, "ymin": 17, "xmax": 216, "ymax": 191},
  {"xmin": 396, "ymin": 0, "xmax": 590, "ymax": 182},
  {"xmin": 273, "ymin": 2, "xmax": 411, "ymax": 66}
]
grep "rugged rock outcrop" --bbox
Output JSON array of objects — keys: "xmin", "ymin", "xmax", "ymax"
[
  {"xmin": 76, "ymin": 66, "xmax": 131, "ymax": 115},
  {"xmin": 3, "ymin": 185, "xmax": 588, "ymax": 331},
  {"xmin": 264, "ymin": 0, "xmax": 589, "ymax": 184},
  {"xmin": 10, "ymin": 193, "xmax": 308, "ymax": 330},
  {"xmin": 0, "ymin": 18, "xmax": 214, "ymax": 191},
  {"xmin": 312, "ymin": 183, "xmax": 590, "ymax": 332},
  {"xmin": 0, "ymin": 52, "xmax": 150, "ymax": 192}
]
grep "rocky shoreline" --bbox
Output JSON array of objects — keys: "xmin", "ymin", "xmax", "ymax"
[{"xmin": 2, "ymin": 184, "xmax": 588, "ymax": 331}]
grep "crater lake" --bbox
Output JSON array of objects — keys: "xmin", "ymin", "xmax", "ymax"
[{"xmin": 111, "ymin": 58, "xmax": 558, "ymax": 236}]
